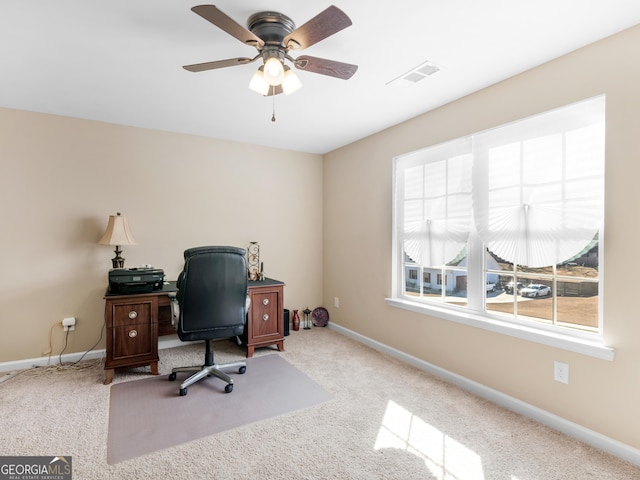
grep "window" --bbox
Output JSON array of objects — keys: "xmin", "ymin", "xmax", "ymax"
[{"xmin": 391, "ymin": 97, "xmax": 606, "ymax": 351}]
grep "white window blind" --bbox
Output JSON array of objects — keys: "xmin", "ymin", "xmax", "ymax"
[
  {"xmin": 396, "ymin": 138, "xmax": 473, "ymax": 268},
  {"xmin": 472, "ymin": 96, "xmax": 605, "ymax": 267},
  {"xmin": 395, "ymin": 96, "xmax": 604, "ymax": 273}
]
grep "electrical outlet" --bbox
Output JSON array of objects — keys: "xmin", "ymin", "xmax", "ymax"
[
  {"xmin": 334, "ymin": 297, "xmax": 340, "ymax": 308},
  {"xmin": 63, "ymin": 317, "xmax": 76, "ymax": 332},
  {"xmin": 554, "ymin": 361, "xmax": 569, "ymax": 384}
]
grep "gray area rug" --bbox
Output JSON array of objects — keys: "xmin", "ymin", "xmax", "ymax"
[{"xmin": 107, "ymin": 354, "xmax": 331, "ymax": 464}]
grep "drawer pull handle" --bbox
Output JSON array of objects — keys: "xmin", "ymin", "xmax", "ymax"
[
  {"xmin": 128, "ymin": 311, "xmax": 138, "ymax": 319},
  {"xmin": 262, "ymin": 299, "xmax": 269, "ymax": 306},
  {"xmin": 129, "ymin": 329, "xmax": 138, "ymax": 338},
  {"xmin": 262, "ymin": 314, "xmax": 269, "ymax": 321}
]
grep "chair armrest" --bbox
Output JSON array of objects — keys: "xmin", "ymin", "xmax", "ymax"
[{"xmin": 168, "ymin": 292, "xmax": 180, "ymax": 330}]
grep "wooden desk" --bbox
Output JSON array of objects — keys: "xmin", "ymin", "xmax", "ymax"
[
  {"xmin": 103, "ymin": 279, "xmax": 285, "ymax": 384},
  {"xmin": 245, "ymin": 278, "xmax": 285, "ymax": 358},
  {"xmin": 103, "ymin": 282, "xmax": 178, "ymax": 385}
]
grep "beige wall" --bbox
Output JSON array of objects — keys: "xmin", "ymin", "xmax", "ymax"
[
  {"xmin": 0, "ymin": 110, "xmax": 322, "ymax": 363},
  {"xmin": 2, "ymin": 20, "xmax": 640, "ymax": 456},
  {"xmin": 323, "ymin": 25, "xmax": 640, "ymax": 450}
]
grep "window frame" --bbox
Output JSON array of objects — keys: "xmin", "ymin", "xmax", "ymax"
[{"xmin": 388, "ymin": 97, "xmax": 612, "ymax": 361}]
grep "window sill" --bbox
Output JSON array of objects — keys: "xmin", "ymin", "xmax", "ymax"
[{"xmin": 385, "ymin": 297, "xmax": 614, "ymax": 361}]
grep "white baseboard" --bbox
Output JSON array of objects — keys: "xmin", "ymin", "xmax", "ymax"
[
  {"xmin": 328, "ymin": 322, "xmax": 640, "ymax": 468},
  {"xmin": 0, "ymin": 335, "xmax": 188, "ymax": 373}
]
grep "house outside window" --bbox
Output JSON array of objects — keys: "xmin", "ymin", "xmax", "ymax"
[{"xmin": 391, "ymin": 96, "xmax": 605, "ymax": 340}]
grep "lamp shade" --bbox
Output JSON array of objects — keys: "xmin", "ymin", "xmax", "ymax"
[
  {"xmin": 282, "ymin": 66, "xmax": 302, "ymax": 95},
  {"xmin": 98, "ymin": 213, "xmax": 137, "ymax": 246},
  {"xmin": 263, "ymin": 57, "xmax": 284, "ymax": 86},
  {"xmin": 248, "ymin": 67, "xmax": 270, "ymax": 96}
]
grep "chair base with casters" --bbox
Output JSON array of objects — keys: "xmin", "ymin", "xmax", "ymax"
[{"xmin": 168, "ymin": 338, "xmax": 247, "ymax": 395}]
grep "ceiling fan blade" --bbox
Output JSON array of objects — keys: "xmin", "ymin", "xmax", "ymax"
[
  {"xmin": 284, "ymin": 5, "xmax": 352, "ymax": 50},
  {"xmin": 183, "ymin": 57, "xmax": 253, "ymax": 72},
  {"xmin": 294, "ymin": 55, "xmax": 358, "ymax": 80},
  {"xmin": 191, "ymin": 5, "xmax": 264, "ymax": 47}
]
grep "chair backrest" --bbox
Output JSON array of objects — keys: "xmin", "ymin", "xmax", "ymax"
[{"xmin": 176, "ymin": 246, "xmax": 248, "ymax": 342}]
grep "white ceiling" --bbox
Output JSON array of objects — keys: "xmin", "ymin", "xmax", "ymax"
[{"xmin": 1, "ymin": 1, "xmax": 640, "ymax": 154}]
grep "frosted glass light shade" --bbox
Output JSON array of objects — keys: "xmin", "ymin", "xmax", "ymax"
[
  {"xmin": 249, "ymin": 68, "xmax": 269, "ymax": 95},
  {"xmin": 282, "ymin": 67, "xmax": 302, "ymax": 95},
  {"xmin": 263, "ymin": 57, "xmax": 284, "ymax": 86}
]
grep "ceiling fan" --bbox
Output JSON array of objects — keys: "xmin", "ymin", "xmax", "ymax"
[{"xmin": 183, "ymin": 4, "xmax": 358, "ymax": 96}]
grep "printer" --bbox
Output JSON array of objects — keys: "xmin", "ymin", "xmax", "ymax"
[{"xmin": 108, "ymin": 267, "xmax": 165, "ymax": 295}]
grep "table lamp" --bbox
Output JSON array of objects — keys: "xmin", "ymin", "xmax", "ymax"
[{"xmin": 98, "ymin": 212, "xmax": 137, "ymax": 268}]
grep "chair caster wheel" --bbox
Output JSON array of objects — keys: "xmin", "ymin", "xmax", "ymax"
[
  {"xmin": 239, "ymin": 366, "xmax": 246, "ymax": 374},
  {"xmin": 179, "ymin": 387, "xmax": 188, "ymax": 396},
  {"xmin": 225, "ymin": 383, "xmax": 234, "ymax": 393},
  {"xmin": 168, "ymin": 372, "xmax": 177, "ymax": 381}
]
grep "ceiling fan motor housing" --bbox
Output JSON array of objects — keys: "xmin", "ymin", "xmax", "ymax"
[{"xmin": 247, "ymin": 12, "xmax": 295, "ymax": 47}]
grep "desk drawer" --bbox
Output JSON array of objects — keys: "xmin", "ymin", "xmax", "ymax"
[
  {"xmin": 110, "ymin": 324, "xmax": 156, "ymax": 361},
  {"xmin": 110, "ymin": 302, "xmax": 152, "ymax": 328},
  {"xmin": 250, "ymin": 291, "xmax": 280, "ymax": 339},
  {"xmin": 103, "ymin": 289, "xmax": 174, "ymax": 383}
]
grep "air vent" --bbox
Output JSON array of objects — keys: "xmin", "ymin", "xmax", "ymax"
[{"xmin": 386, "ymin": 60, "xmax": 440, "ymax": 86}]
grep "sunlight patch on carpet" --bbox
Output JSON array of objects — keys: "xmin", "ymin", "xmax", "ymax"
[{"xmin": 374, "ymin": 400, "xmax": 484, "ymax": 479}]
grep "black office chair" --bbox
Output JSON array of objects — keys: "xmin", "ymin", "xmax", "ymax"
[{"xmin": 168, "ymin": 246, "xmax": 248, "ymax": 395}]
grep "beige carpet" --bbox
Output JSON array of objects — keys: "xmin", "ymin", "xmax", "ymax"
[
  {"xmin": 1, "ymin": 328, "xmax": 639, "ymax": 479},
  {"xmin": 107, "ymin": 354, "xmax": 331, "ymax": 464}
]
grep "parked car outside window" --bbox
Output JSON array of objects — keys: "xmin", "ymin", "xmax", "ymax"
[{"xmin": 520, "ymin": 284, "xmax": 551, "ymax": 298}]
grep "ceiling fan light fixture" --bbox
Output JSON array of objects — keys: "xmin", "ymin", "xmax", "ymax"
[
  {"xmin": 184, "ymin": 5, "xmax": 357, "ymax": 102},
  {"xmin": 249, "ymin": 66, "xmax": 270, "ymax": 95},
  {"xmin": 282, "ymin": 66, "xmax": 302, "ymax": 95},
  {"xmin": 263, "ymin": 56, "xmax": 285, "ymax": 86}
]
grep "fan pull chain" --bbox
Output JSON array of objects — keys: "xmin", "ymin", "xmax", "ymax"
[{"xmin": 271, "ymin": 87, "xmax": 276, "ymax": 122}]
